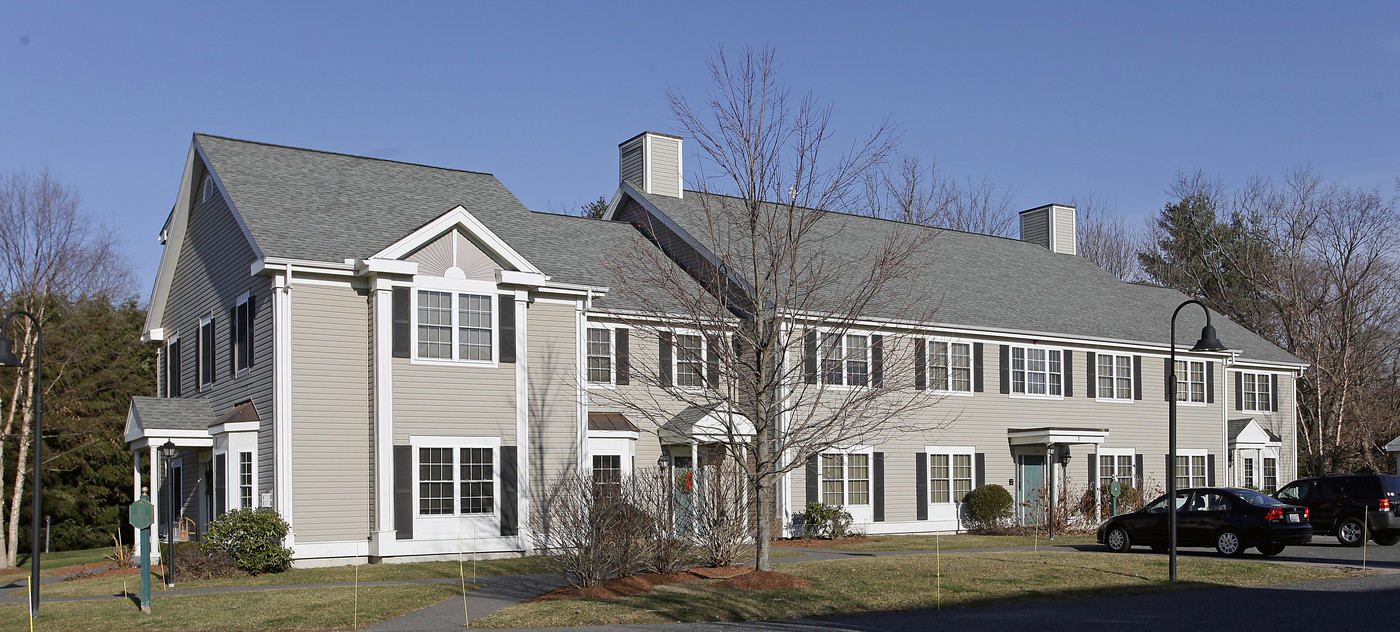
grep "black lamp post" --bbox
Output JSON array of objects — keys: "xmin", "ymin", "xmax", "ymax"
[
  {"xmin": 657, "ymin": 455, "xmax": 673, "ymax": 535},
  {"xmin": 1168, "ymin": 300, "xmax": 1227, "ymax": 582},
  {"xmin": 0, "ymin": 311, "xmax": 43, "ymax": 618},
  {"xmin": 159, "ymin": 440, "xmax": 178, "ymax": 588}
]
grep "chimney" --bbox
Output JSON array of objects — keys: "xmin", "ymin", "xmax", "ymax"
[
  {"xmin": 619, "ymin": 132, "xmax": 683, "ymax": 198},
  {"xmin": 1019, "ymin": 204, "xmax": 1077, "ymax": 255}
]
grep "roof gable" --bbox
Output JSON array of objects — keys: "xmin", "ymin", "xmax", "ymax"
[{"xmin": 373, "ymin": 205, "xmax": 542, "ymax": 277}]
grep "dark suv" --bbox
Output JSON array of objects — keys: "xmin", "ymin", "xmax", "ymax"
[{"xmin": 1274, "ymin": 474, "xmax": 1400, "ymax": 546}]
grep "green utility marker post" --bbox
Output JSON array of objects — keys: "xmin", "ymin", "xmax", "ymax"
[
  {"xmin": 129, "ymin": 489, "xmax": 155, "ymax": 614},
  {"xmin": 1110, "ymin": 480, "xmax": 1122, "ymax": 517}
]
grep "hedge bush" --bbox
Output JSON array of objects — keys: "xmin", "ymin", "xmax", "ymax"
[
  {"xmin": 200, "ymin": 508, "xmax": 293, "ymax": 574},
  {"xmin": 800, "ymin": 502, "xmax": 853, "ymax": 539},
  {"xmin": 962, "ymin": 484, "xmax": 1014, "ymax": 531}
]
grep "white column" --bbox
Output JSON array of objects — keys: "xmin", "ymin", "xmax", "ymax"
[
  {"xmin": 370, "ymin": 281, "xmax": 396, "ymax": 554},
  {"xmin": 514, "ymin": 290, "xmax": 531, "ymax": 549},
  {"xmin": 273, "ymin": 268, "xmax": 295, "ymax": 549},
  {"xmin": 133, "ymin": 450, "xmax": 142, "ymax": 501},
  {"xmin": 148, "ymin": 444, "xmax": 160, "ymax": 564}
]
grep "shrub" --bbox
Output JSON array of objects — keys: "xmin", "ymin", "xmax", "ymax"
[
  {"xmin": 531, "ymin": 471, "xmax": 652, "ymax": 586},
  {"xmin": 962, "ymin": 484, "xmax": 1014, "ymax": 531},
  {"xmin": 200, "ymin": 508, "xmax": 293, "ymax": 574},
  {"xmin": 174, "ymin": 542, "xmax": 246, "ymax": 581},
  {"xmin": 693, "ymin": 462, "xmax": 754, "ymax": 566},
  {"xmin": 800, "ymin": 502, "xmax": 853, "ymax": 539}
]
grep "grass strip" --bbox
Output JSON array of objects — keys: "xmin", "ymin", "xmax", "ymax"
[
  {"xmin": 784, "ymin": 533, "xmax": 1096, "ymax": 552},
  {"xmin": 0, "ymin": 582, "xmax": 464, "ymax": 631},
  {"xmin": 478, "ymin": 550, "xmax": 1362, "ymax": 628}
]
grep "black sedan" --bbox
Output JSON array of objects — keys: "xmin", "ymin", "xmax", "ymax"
[{"xmin": 1097, "ymin": 487, "xmax": 1312, "ymax": 556}]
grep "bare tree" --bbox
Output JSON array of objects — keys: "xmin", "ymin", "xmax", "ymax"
[
  {"xmin": 864, "ymin": 153, "xmax": 1017, "ymax": 237},
  {"xmin": 0, "ymin": 170, "xmax": 130, "ymax": 568},
  {"xmin": 599, "ymin": 46, "xmax": 949, "ymax": 572},
  {"xmin": 1070, "ymin": 193, "xmax": 1140, "ymax": 281}
]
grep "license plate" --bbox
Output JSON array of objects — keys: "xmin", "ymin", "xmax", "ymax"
[{"xmin": 1288, "ymin": 513, "xmax": 1300, "ymax": 523}]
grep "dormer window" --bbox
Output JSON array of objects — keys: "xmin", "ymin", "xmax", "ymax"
[{"xmin": 417, "ymin": 290, "xmax": 493, "ymax": 362}]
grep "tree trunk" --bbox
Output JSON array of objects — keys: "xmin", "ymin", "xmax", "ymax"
[{"xmin": 753, "ymin": 472, "xmax": 773, "ymax": 572}]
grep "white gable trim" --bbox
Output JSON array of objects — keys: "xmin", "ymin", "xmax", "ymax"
[
  {"xmin": 1229, "ymin": 418, "xmax": 1281, "ymax": 449},
  {"xmin": 144, "ymin": 138, "xmax": 265, "ymax": 338},
  {"xmin": 371, "ymin": 205, "xmax": 543, "ymax": 276}
]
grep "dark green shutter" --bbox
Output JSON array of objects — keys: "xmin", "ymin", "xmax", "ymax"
[
  {"xmin": 392, "ymin": 287, "xmax": 411, "ymax": 358},
  {"xmin": 706, "ymin": 340, "xmax": 719, "ymax": 389},
  {"xmin": 1134, "ymin": 454, "xmax": 1144, "ymax": 489},
  {"xmin": 803, "ymin": 331, "xmax": 817, "ymax": 384},
  {"xmin": 1165, "ymin": 357, "xmax": 1173, "ymax": 401},
  {"xmin": 394, "ymin": 446, "xmax": 413, "ymax": 539},
  {"xmin": 973, "ymin": 343, "xmax": 984, "ymax": 392},
  {"xmin": 1207, "ymin": 453, "xmax": 1216, "ymax": 487},
  {"xmin": 914, "ymin": 338, "xmax": 926, "ymax": 390},
  {"xmin": 805, "ymin": 456, "xmax": 818, "ymax": 506},
  {"xmin": 229, "ymin": 305, "xmax": 238, "ymax": 376},
  {"xmin": 1086, "ymin": 351, "xmax": 1097, "ymax": 398},
  {"xmin": 999, "ymin": 345, "xmax": 1010, "ymax": 394},
  {"xmin": 498, "ymin": 295, "xmax": 516, "ymax": 363},
  {"xmin": 1206, "ymin": 361, "xmax": 1214, "ymax": 404},
  {"xmin": 500, "ymin": 446, "xmax": 518, "ymax": 536},
  {"xmin": 1063, "ymin": 350, "xmax": 1074, "ymax": 397},
  {"xmin": 1133, "ymin": 355, "xmax": 1142, "ymax": 400},
  {"xmin": 873, "ymin": 452, "xmax": 885, "ymax": 522},
  {"xmin": 615, "ymin": 329, "xmax": 630, "ymax": 385},
  {"xmin": 915, "ymin": 453, "xmax": 928, "ymax": 520},
  {"xmin": 871, "ymin": 335, "xmax": 884, "ymax": 388},
  {"xmin": 975, "ymin": 452, "xmax": 986, "ymax": 488},
  {"xmin": 659, "ymin": 332, "xmax": 673, "ymax": 386},
  {"xmin": 1235, "ymin": 372, "xmax": 1243, "ymax": 410},
  {"xmin": 1087, "ymin": 456, "xmax": 1097, "ymax": 490},
  {"xmin": 1271, "ymin": 375, "xmax": 1279, "ymax": 411}
]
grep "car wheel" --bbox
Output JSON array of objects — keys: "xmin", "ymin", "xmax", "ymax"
[
  {"xmin": 1215, "ymin": 529, "xmax": 1244, "ymax": 557},
  {"xmin": 1256, "ymin": 544, "xmax": 1285, "ymax": 556},
  {"xmin": 1372, "ymin": 533, "xmax": 1399, "ymax": 546},
  {"xmin": 1336, "ymin": 517, "xmax": 1366, "ymax": 547},
  {"xmin": 1105, "ymin": 527, "xmax": 1131, "ymax": 553}
]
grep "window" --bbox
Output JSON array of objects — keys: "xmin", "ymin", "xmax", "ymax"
[
  {"xmin": 1097, "ymin": 354, "xmax": 1133, "ymax": 401},
  {"xmin": 418, "ymin": 445, "xmax": 495, "ymax": 516},
  {"xmin": 823, "ymin": 333, "xmax": 870, "ymax": 387},
  {"xmin": 198, "ymin": 316, "xmax": 215, "ymax": 389},
  {"xmin": 239, "ymin": 452, "xmax": 253, "ymax": 509},
  {"xmin": 1241, "ymin": 372, "xmax": 1273, "ymax": 412},
  {"xmin": 929, "ymin": 448, "xmax": 974, "ymax": 503},
  {"xmin": 674, "ymin": 333, "xmax": 705, "ymax": 388},
  {"xmin": 1175, "ymin": 360, "xmax": 1206, "ymax": 404},
  {"xmin": 1098, "ymin": 452, "xmax": 1135, "ymax": 491},
  {"xmin": 1263, "ymin": 457, "xmax": 1278, "ymax": 492},
  {"xmin": 819, "ymin": 452, "xmax": 870, "ymax": 506},
  {"xmin": 587, "ymin": 328, "xmax": 612, "ymax": 383},
  {"xmin": 1011, "ymin": 346, "xmax": 1062, "ymax": 396},
  {"xmin": 592, "ymin": 454, "xmax": 623, "ymax": 498},
  {"xmin": 929, "ymin": 340, "xmax": 972, "ymax": 393},
  {"xmin": 231, "ymin": 294, "xmax": 254, "ymax": 375},
  {"xmin": 1175, "ymin": 453, "xmax": 1207, "ymax": 490},
  {"xmin": 416, "ymin": 290, "xmax": 494, "ymax": 362},
  {"xmin": 1242, "ymin": 456, "xmax": 1255, "ymax": 489},
  {"xmin": 166, "ymin": 337, "xmax": 182, "ymax": 397}
]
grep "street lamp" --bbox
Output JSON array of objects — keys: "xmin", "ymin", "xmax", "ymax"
[
  {"xmin": 0, "ymin": 311, "xmax": 43, "ymax": 618},
  {"xmin": 1168, "ymin": 300, "xmax": 1227, "ymax": 582},
  {"xmin": 657, "ymin": 454, "xmax": 673, "ymax": 536},
  {"xmin": 159, "ymin": 440, "xmax": 178, "ymax": 588}
]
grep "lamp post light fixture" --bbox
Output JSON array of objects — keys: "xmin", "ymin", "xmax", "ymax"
[
  {"xmin": 1168, "ymin": 300, "xmax": 1227, "ymax": 582},
  {"xmin": 159, "ymin": 440, "xmax": 178, "ymax": 588},
  {"xmin": 657, "ymin": 454, "xmax": 673, "ymax": 536},
  {"xmin": 0, "ymin": 310, "xmax": 43, "ymax": 618}
]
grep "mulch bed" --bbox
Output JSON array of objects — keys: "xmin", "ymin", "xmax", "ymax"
[
  {"xmin": 528, "ymin": 566, "xmax": 807, "ymax": 601},
  {"xmin": 61, "ymin": 562, "xmax": 144, "ymax": 581},
  {"xmin": 771, "ymin": 536, "xmax": 876, "ymax": 549}
]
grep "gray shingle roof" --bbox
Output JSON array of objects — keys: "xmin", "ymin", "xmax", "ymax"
[
  {"xmin": 630, "ymin": 188, "xmax": 1302, "ymax": 365},
  {"xmin": 130, "ymin": 396, "xmax": 214, "ymax": 431},
  {"xmin": 196, "ymin": 134, "xmax": 536, "ymax": 262},
  {"xmin": 1229, "ymin": 417, "xmax": 1283, "ymax": 443}
]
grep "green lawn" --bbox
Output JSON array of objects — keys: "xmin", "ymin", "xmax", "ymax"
[
  {"xmin": 0, "ymin": 583, "xmax": 467, "ymax": 631},
  {"xmin": 478, "ymin": 549, "xmax": 1361, "ymax": 628},
  {"xmin": 781, "ymin": 533, "xmax": 1096, "ymax": 552},
  {"xmin": 0, "ymin": 546, "xmax": 112, "ymax": 584}
]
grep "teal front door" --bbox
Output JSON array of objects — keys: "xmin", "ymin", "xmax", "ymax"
[{"xmin": 1018, "ymin": 454, "xmax": 1046, "ymax": 525}]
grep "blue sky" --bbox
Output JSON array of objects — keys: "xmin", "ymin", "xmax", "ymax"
[{"xmin": 3, "ymin": 2, "xmax": 1396, "ymax": 298}]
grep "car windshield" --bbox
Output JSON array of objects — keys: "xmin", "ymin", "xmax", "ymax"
[{"xmin": 1233, "ymin": 488, "xmax": 1285, "ymax": 506}]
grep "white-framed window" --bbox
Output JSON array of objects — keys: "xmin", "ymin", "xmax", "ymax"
[
  {"xmin": 674, "ymin": 332, "xmax": 706, "ymax": 388},
  {"xmin": 592, "ymin": 454, "xmax": 623, "ymax": 497},
  {"xmin": 1175, "ymin": 450, "xmax": 1208, "ymax": 490},
  {"xmin": 1175, "ymin": 360, "xmax": 1206, "ymax": 404},
  {"xmin": 413, "ymin": 282, "xmax": 498, "ymax": 364},
  {"xmin": 231, "ymin": 293, "xmax": 254, "ymax": 375},
  {"xmin": 929, "ymin": 340, "xmax": 972, "ymax": 393},
  {"xmin": 822, "ymin": 332, "xmax": 870, "ymax": 387},
  {"xmin": 1097, "ymin": 449, "xmax": 1135, "ymax": 491},
  {"xmin": 198, "ymin": 315, "xmax": 215, "ymax": 390},
  {"xmin": 587, "ymin": 327, "xmax": 613, "ymax": 384},
  {"xmin": 166, "ymin": 335, "xmax": 182, "ymax": 398},
  {"xmin": 414, "ymin": 437, "xmax": 500, "ymax": 517},
  {"xmin": 819, "ymin": 449, "xmax": 871, "ymax": 506},
  {"xmin": 1263, "ymin": 457, "xmax": 1278, "ymax": 492},
  {"xmin": 928, "ymin": 447, "xmax": 975, "ymax": 503},
  {"xmin": 1096, "ymin": 353, "xmax": 1133, "ymax": 401},
  {"xmin": 239, "ymin": 451, "xmax": 254, "ymax": 509},
  {"xmin": 1010, "ymin": 346, "xmax": 1062, "ymax": 397},
  {"xmin": 1240, "ymin": 372, "xmax": 1273, "ymax": 412},
  {"xmin": 1242, "ymin": 456, "xmax": 1255, "ymax": 489}
]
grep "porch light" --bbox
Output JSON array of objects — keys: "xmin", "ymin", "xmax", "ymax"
[{"xmin": 1168, "ymin": 300, "xmax": 1228, "ymax": 583}]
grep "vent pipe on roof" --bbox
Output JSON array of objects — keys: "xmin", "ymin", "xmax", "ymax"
[
  {"xmin": 1019, "ymin": 204, "xmax": 1077, "ymax": 255},
  {"xmin": 619, "ymin": 132, "xmax": 683, "ymax": 199}
]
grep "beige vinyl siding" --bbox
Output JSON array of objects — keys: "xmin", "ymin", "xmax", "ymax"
[
  {"xmin": 647, "ymin": 136, "xmax": 682, "ymax": 198},
  {"xmin": 1019, "ymin": 207, "xmax": 1050, "ymax": 251},
  {"xmin": 1054, "ymin": 206, "xmax": 1076, "ymax": 255},
  {"xmin": 161, "ymin": 176, "xmax": 276, "ymax": 506},
  {"xmin": 527, "ymin": 302, "xmax": 581, "ymax": 501},
  {"xmin": 289, "ymin": 283, "xmax": 371, "ymax": 543},
  {"xmin": 1232, "ymin": 370, "xmax": 1298, "ymax": 483},
  {"xmin": 391, "ymin": 360, "xmax": 516, "ymax": 442}
]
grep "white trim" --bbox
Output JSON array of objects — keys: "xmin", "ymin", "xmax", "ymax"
[
  {"xmin": 576, "ymin": 298, "xmax": 590, "ymax": 476},
  {"xmin": 925, "ymin": 337, "xmax": 974, "ymax": 395},
  {"xmin": 815, "ymin": 446, "xmax": 875, "ymax": 524},
  {"xmin": 816, "ymin": 329, "xmax": 875, "ymax": 389},
  {"xmin": 409, "ymin": 281, "xmax": 502, "ymax": 367},
  {"xmin": 371, "ymin": 205, "xmax": 544, "ymax": 276},
  {"xmin": 668, "ymin": 328, "xmax": 709, "ymax": 390},
  {"xmin": 291, "ymin": 539, "xmax": 371, "ymax": 560},
  {"xmin": 370, "ymin": 279, "xmax": 396, "ymax": 552},
  {"xmin": 924, "ymin": 445, "xmax": 977, "ymax": 526},
  {"xmin": 1174, "ymin": 449, "xmax": 1209, "ymax": 488},
  {"xmin": 355, "ymin": 258, "xmax": 419, "ymax": 276},
  {"xmin": 209, "ymin": 420, "xmax": 259, "ymax": 435},
  {"xmin": 1007, "ymin": 344, "xmax": 1066, "ymax": 399},
  {"xmin": 1235, "ymin": 370, "xmax": 1276, "ymax": 413},
  {"xmin": 584, "ymin": 322, "xmax": 624, "ymax": 388},
  {"xmin": 513, "ymin": 291, "xmax": 530, "ymax": 549},
  {"xmin": 1093, "ymin": 352, "xmax": 1134, "ymax": 402},
  {"xmin": 587, "ymin": 429, "xmax": 640, "ymax": 441},
  {"xmin": 408, "ymin": 436, "xmax": 504, "ymax": 542},
  {"xmin": 273, "ymin": 268, "xmax": 294, "ymax": 548},
  {"xmin": 1007, "ymin": 428, "xmax": 1109, "ymax": 446},
  {"xmin": 145, "ymin": 327, "xmax": 165, "ymax": 343}
]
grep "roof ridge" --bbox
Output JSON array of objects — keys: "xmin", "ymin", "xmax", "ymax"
[{"xmin": 193, "ymin": 133, "xmax": 497, "ymax": 178}]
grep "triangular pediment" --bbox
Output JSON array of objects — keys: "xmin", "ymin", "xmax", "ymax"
[
  {"xmin": 403, "ymin": 229, "xmax": 506, "ymax": 281},
  {"xmin": 372, "ymin": 205, "xmax": 542, "ymax": 277}
]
